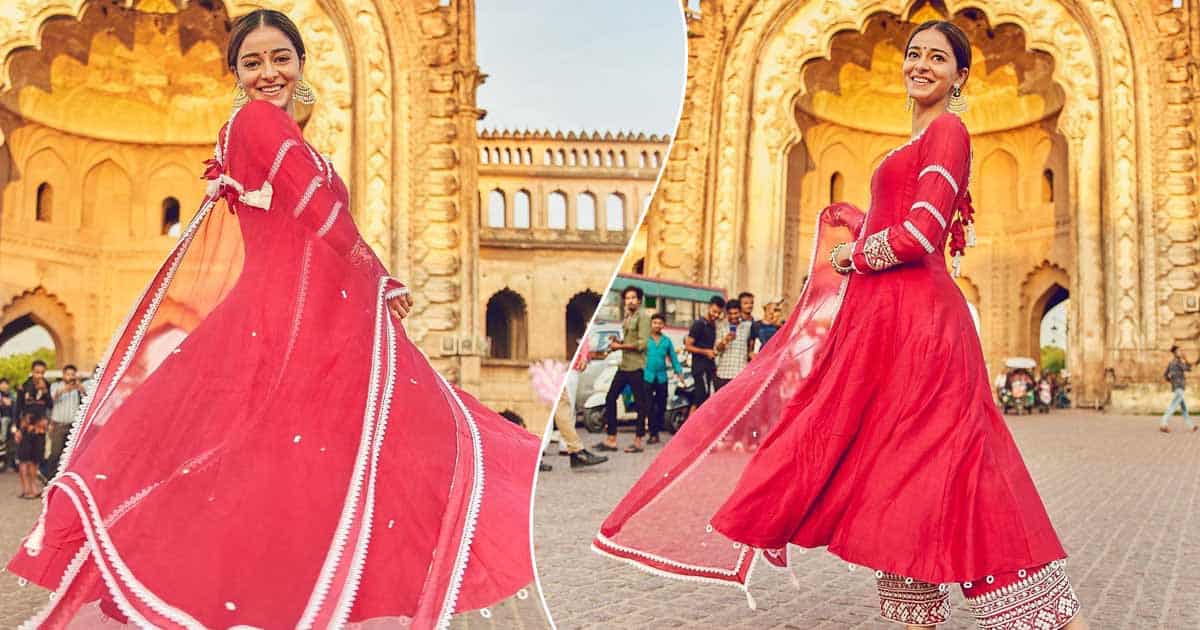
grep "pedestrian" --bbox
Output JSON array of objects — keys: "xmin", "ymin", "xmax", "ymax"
[
  {"xmin": 713, "ymin": 300, "xmax": 751, "ymax": 391},
  {"xmin": 555, "ymin": 336, "xmax": 608, "ymax": 468},
  {"xmin": 1159, "ymin": 345, "xmax": 1195, "ymax": 433},
  {"xmin": 737, "ymin": 291, "xmax": 757, "ymax": 355},
  {"xmin": 0, "ymin": 378, "xmax": 14, "ymax": 472},
  {"xmin": 14, "ymin": 411, "xmax": 47, "ymax": 498},
  {"xmin": 47, "ymin": 364, "xmax": 83, "ymax": 478},
  {"xmin": 684, "ymin": 296, "xmax": 724, "ymax": 412},
  {"xmin": 752, "ymin": 299, "xmax": 783, "ymax": 357},
  {"xmin": 644, "ymin": 313, "xmax": 685, "ymax": 444},
  {"xmin": 596, "ymin": 285, "xmax": 651, "ymax": 453}
]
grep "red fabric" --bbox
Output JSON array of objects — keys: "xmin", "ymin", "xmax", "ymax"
[
  {"xmin": 9, "ymin": 100, "xmax": 538, "ymax": 629},
  {"xmin": 594, "ymin": 113, "xmax": 1065, "ymax": 587}
]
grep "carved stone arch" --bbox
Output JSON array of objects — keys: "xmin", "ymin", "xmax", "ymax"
[
  {"xmin": 0, "ymin": 287, "xmax": 76, "ymax": 365},
  {"xmin": 1020, "ymin": 260, "xmax": 1071, "ymax": 361}
]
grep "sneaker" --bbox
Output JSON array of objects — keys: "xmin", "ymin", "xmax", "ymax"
[
  {"xmin": 570, "ymin": 449, "xmax": 609, "ymax": 468},
  {"xmin": 539, "ymin": 462, "xmax": 553, "ymax": 472}
]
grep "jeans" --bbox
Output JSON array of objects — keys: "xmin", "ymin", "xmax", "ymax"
[
  {"xmin": 646, "ymin": 380, "xmax": 668, "ymax": 438},
  {"xmin": 1161, "ymin": 387, "xmax": 1194, "ymax": 428},
  {"xmin": 605, "ymin": 369, "xmax": 647, "ymax": 437}
]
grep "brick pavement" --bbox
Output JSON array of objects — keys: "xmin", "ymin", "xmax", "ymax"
[
  {"xmin": 533, "ymin": 411, "xmax": 1200, "ymax": 629},
  {"xmin": 0, "ymin": 471, "xmax": 57, "ymax": 627}
]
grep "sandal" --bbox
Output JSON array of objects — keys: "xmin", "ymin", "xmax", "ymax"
[{"xmin": 624, "ymin": 444, "xmax": 644, "ymax": 453}]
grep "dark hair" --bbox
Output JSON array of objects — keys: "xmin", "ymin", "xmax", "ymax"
[
  {"xmin": 1171, "ymin": 345, "xmax": 1180, "ymax": 353},
  {"xmin": 709, "ymin": 296, "xmax": 726, "ymax": 309},
  {"xmin": 0, "ymin": 377, "xmax": 8, "ymax": 385},
  {"xmin": 63, "ymin": 364, "xmax": 77, "ymax": 372},
  {"xmin": 906, "ymin": 20, "xmax": 972, "ymax": 74},
  {"xmin": 737, "ymin": 291, "xmax": 754, "ymax": 302},
  {"xmin": 31, "ymin": 360, "xmax": 46, "ymax": 370},
  {"xmin": 622, "ymin": 285, "xmax": 644, "ymax": 301},
  {"xmin": 650, "ymin": 313, "xmax": 666, "ymax": 323},
  {"xmin": 726, "ymin": 302, "xmax": 742, "ymax": 312},
  {"xmin": 227, "ymin": 9, "xmax": 307, "ymax": 72}
]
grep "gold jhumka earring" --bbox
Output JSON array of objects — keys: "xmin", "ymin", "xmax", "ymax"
[
  {"xmin": 905, "ymin": 96, "xmax": 914, "ymax": 112},
  {"xmin": 293, "ymin": 78, "xmax": 317, "ymax": 105},
  {"xmin": 232, "ymin": 84, "xmax": 249, "ymax": 113},
  {"xmin": 947, "ymin": 85, "xmax": 968, "ymax": 113}
]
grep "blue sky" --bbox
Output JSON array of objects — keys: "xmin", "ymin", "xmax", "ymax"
[{"xmin": 475, "ymin": 2, "xmax": 686, "ymax": 136}]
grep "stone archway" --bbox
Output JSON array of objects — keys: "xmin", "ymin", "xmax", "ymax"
[
  {"xmin": 0, "ymin": 287, "xmax": 75, "ymax": 365},
  {"xmin": 663, "ymin": 0, "xmax": 1149, "ymax": 407},
  {"xmin": 1021, "ymin": 261, "xmax": 1071, "ymax": 364}
]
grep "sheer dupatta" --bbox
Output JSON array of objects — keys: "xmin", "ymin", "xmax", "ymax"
[
  {"xmin": 592, "ymin": 210, "xmax": 855, "ymax": 599},
  {"xmin": 8, "ymin": 101, "xmax": 539, "ymax": 630}
]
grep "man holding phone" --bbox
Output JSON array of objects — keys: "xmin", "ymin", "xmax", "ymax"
[{"xmin": 713, "ymin": 301, "xmax": 751, "ymax": 391}]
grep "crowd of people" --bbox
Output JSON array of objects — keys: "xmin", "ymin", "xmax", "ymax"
[
  {"xmin": 544, "ymin": 286, "xmax": 786, "ymax": 470},
  {"xmin": 994, "ymin": 367, "xmax": 1070, "ymax": 415},
  {"xmin": 0, "ymin": 360, "xmax": 85, "ymax": 499}
]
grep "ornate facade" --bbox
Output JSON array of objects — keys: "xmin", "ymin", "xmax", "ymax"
[
  {"xmin": 475, "ymin": 129, "xmax": 666, "ymax": 427},
  {"xmin": 0, "ymin": 0, "xmax": 663, "ymax": 433},
  {"xmin": 635, "ymin": 0, "xmax": 1199, "ymax": 411}
]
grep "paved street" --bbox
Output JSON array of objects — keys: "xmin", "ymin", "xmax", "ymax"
[
  {"xmin": 0, "ymin": 471, "xmax": 56, "ymax": 627},
  {"xmin": 534, "ymin": 411, "xmax": 1200, "ymax": 629}
]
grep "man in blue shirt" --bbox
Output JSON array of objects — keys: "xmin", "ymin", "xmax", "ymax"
[{"xmin": 644, "ymin": 313, "xmax": 685, "ymax": 444}]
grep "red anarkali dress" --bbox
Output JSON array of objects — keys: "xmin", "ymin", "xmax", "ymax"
[
  {"xmin": 8, "ymin": 100, "xmax": 541, "ymax": 630},
  {"xmin": 594, "ymin": 113, "xmax": 1079, "ymax": 628}
]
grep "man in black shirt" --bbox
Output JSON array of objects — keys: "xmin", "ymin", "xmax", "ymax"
[
  {"xmin": 685, "ymin": 296, "xmax": 725, "ymax": 412},
  {"xmin": 19, "ymin": 360, "xmax": 52, "ymax": 423},
  {"xmin": 738, "ymin": 291, "xmax": 759, "ymax": 356}
]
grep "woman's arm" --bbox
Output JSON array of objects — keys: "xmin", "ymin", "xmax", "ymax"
[{"xmin": 850, "ymin": 114, "xmax": 970, "ymax": 273}]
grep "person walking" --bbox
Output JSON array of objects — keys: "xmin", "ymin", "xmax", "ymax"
[
  {"xmin": 685, "ymin": 296, "xmax": 724, "ymax": 411},
  {"xmin": 1160, "ymin": 345, "xmax": 1194, "ymax": 433}
]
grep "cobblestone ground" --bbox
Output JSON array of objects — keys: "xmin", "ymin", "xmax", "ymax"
[
  {"xmin": 534, "ymin": 410, "xmax": 1200, "ymax": 629},
  {"xmin": 0, "ymin": 470, "xmax": 55, "ymax": 627}
]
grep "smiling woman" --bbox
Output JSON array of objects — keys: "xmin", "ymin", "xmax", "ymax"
[{"xmin": 4, "ymin": 8, "xmax": 541, "ymax": 630}]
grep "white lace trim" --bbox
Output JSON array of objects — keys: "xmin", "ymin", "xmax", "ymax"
[
  {"xmin": 433, "ymin": 371, "xmax": 487, "ymax": 630},
  {"xmin": 910, "ymin": 201, "xmax": 947, "ymax": 229},
  {"xmin": 384, "ymin": 286, "xmax": 410, "ymax": 300},
  {"xmin": 268, "ymin": 139, "xmax": 300, "ymax": 182},
  {"xmin": 294, "ymin": 176, "xmax": 324, "ymax": 218},
  {"xmin": 594, "ymin": 532, "xmax": 747, "ymax": 577},
  {"xmin": 591, "ymin": 543, "xmax": 754, "ymax": 590},
  {"xmin": 903, "ymin": 220, "xmax": 935, "ymax": 253},
  {"xmin": 60, "ymin": 474, "xmax": 206, "ymax": 628},
  {"xmin": 918, "ymin": 164, "xmax": 958, "ymax": 195},
  {"xmin": 330, "ymin": 286, "xmax": 399, "ymax": 628},
  {"xmin": 19, "ymin": 542, "xmax": 91, "ymax": 629},
  {"xmin": 317, "ymin": 201, "xmax": 341, "ymax": 238},
  {"xmin": 296, "ymin": 278, "xmax": 389, "ymax": 629}
]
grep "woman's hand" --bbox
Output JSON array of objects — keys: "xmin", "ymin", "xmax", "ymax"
[{"xmin": 388, "ymin": 293, "xmax": 413, "ymax": 320}]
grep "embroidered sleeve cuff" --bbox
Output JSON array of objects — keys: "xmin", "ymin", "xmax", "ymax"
[
  {"xmin": 384, "ymin": 278, "xmax": 409, "ymax": 300},
  {"xmin": 855, "ymin": 228, "xmax": 901, "ymax": 271}
]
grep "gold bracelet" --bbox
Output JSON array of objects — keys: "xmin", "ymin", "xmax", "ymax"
[{"xmin": 829, "ymin": 242, "xmax": 853, "ymax": 274}]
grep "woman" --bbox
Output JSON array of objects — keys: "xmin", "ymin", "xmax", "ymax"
[
  {"xmin": 594, "ymin": 21, "xmax": 1086, "ymax": 630},
  {"xmin": 8, "ymin": 10, "xmax": 540, "ymax": 629}
]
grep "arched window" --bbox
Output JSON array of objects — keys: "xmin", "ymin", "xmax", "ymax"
[
  {"xmin": 525, "ymin": 148, "xmax": 533, "ymax": 164},
  {"xmin": 544, "ymin": 149, "xmax": 553, "ymax": 165},
  {"xmin": 503, "ymin": 148, "xmax": 513, "ymax": 165},
  {"xmin": 513, "ymin": 190, "xmax": 531, "ymax": 228},
  {"xmin": 487, "ymin": 189, "xmax": 506, "ymax": 227},
  {"xmin": 547, "ymin": 191, "xmax": 568, "ymax": 229},
  {"xmin": 161, "ymin": 197, "xmax": 181, "ymax": 236},
  {"xmin": 591, "ymin": 151, "xmax": 601, "ymax": 167},
  {"xmin": 480, "ymin": 147, "xmax": 490, "ymax": 164},
  {"xmin": 639, "ymin": 152, "xmax": 648, "ymax": 168},
  {"xmin": 652, "ymin": 151, "xmax": 662, "ymax": 168},
  {"xmin": 565, "ymin": 290, "xmax": 601, "ymax": 358},
  {"xmin": 1042, "ymin": 169, "xmax": 1054, "ymax": 203},
  {"xmin": 605, "ymin": 151, "xmax": 615, "ymax": 167},
  {"xmin": 556, "ymin": 149, "xmax": 565, "ymax": 166},
  {"xmin": 618, "ymin": 151, "xmax": 627, "ymax": 168},
  {"xmin": 830, "ymin": 172, "xmax": 845, "ymax": 204},
  {"xmin": 606, "ymin": 193, "xmax": 626, "ymax": 231},
  {"xmin": 569, "ymin": 150, "xmax": 578, "ymax": 167},
  {"xmin": 35, "ymin": 182, "xmax": 52, "ymax": 222},
  {"xmin": 576, "ymin": 192, "xmax": 597, "ymax": 230},
  {"xmin": 486, "ymin": 288, "xmax": 528, "ymax": 359},
  {"xmin": 643, "ymin": 194, "xmax": 652, "ymax": 211}
]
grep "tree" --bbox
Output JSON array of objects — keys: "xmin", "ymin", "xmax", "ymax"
[
  {"xmin": 0, "ymin": 348, "xmax": 56, "ymax": 386},
  {"xmin": 1040, "ymin": 345, "xmax": 1065, "ymax": 374}
]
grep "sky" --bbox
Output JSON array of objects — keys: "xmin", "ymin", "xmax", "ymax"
[{"xmin": 474, "ymin": 2, "xmax": 686, "ymax": 136}]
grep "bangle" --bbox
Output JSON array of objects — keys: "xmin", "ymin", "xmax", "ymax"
[{"xmin": 829, "ymin": 242, "xmax": 853, "ymax": 274}]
